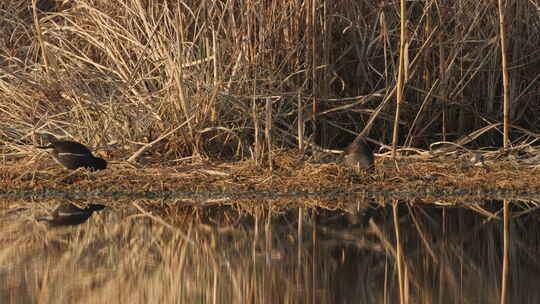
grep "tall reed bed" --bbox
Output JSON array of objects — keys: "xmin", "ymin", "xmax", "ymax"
[{"xmin": 0, "ymin": 0, "xmax": 538, "ymax": 162}]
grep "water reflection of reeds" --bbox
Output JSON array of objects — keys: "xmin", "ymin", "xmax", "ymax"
[{"xmin": 1, "ymin": 199, "xmax": 540, "ymax": 303}]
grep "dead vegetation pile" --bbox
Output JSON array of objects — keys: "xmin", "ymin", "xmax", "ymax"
[{"xmin": 2, "ymin": 148, "xmax": 540, "ymax": 210}]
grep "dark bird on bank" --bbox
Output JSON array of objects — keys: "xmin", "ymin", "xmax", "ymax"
[
  {"xmin": 342, "ymin": 137, "xmax": 375, "ymax": 172},
  {"xmin": 35, "ymin": 0, "xmax": 57, "ymax": 12},
  {"xmin": 37, "ymin": 137, "xmax": 107, "ymax": 171},
  {"xmin": 36, "ymin": 203, "xmax": 106, "ymax": 227}
]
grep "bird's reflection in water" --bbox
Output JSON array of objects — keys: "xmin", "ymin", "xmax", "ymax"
[{"xmin": 36, "ymin": 203, "xmax": 106, "ymax": 227}]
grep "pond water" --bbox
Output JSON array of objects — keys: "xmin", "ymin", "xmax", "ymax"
[{"xmin": 1, "ymin": 196, "xmax": 539, "ymax": 303}]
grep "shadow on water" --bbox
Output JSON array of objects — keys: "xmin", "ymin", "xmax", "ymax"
[{"xmin": 1, "ymin": 196, "xmax": 540, "ymax": 303}]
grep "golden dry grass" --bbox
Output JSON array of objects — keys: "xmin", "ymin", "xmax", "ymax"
[{"xmin": 1, "ymin": 0, "xmax": 539, "ymax": 164}]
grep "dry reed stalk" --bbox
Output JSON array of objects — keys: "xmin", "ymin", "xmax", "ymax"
[
  {"xmin": 265, "ymin": 98, "xmax": 273, "ymax": 170},
  {"xmin": 404, "ymin": 80, "xmax": 440, "ymax": 147},
  {"xmin": 309, "ymin": 0, "xmax": 318, "ymax": 153},
  {"xmin": 252, "ymin": 93, "xmax": 260, "ymax": 163},
  {"xmin": 392, "ymin": 0, "xmax": 408, "ymax": 159},
  {"xmin": 321, "ymin": 1, "xmax": 329, "ymax": 100},
  {"xmin": 498, "ymin": 0, "xmax": 511, "ymax": 148},
  {"xmin": 297, "ymin": 93, "xmax": 304, "ymax": 154},
  {"xmin": 170, "ymin": 7, "xmax": 195, "ymax": 144},
  {"xmin": 211, "ymin": 24, "xmax": 218, "ymax": 88},
  {"xmin": 31, "ymin": 0, "xmax": 49, "ymax": 73}
]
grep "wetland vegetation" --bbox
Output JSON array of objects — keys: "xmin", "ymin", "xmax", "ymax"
[{"xmin": 1, "ymin": 0, "xmax": 539, "ymax": 303}]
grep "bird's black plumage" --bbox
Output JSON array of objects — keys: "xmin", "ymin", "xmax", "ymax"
[
  {"xmin": 36, "ymin": 203, "xmax": 106, "ymax": 227},
  {"xmin": 37, "ymin": 140, "xmax": 107, "ymax": 171}
]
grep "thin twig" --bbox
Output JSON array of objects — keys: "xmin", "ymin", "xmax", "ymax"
[{"xmin": 127, "ymin": 116, "xmax": 195, "ymax": 163}]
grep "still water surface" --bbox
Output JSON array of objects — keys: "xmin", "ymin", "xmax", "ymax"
[{"xmin": 1, "ymin": 195, "xmax": 539, "ymax": 303}]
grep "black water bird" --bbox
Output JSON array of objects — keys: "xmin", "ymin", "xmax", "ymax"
[
  {"xmin": 37, "ymin": 138, "xmax": 107, "ymax": 171},
  {"xmin": 36, "ymin": 203, "xmax": 106, "ymax": 227}
]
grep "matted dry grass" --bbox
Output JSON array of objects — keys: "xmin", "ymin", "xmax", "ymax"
[{"xmin": 2, "ymin": 149, "xmax": 540, "ymax": 211}]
